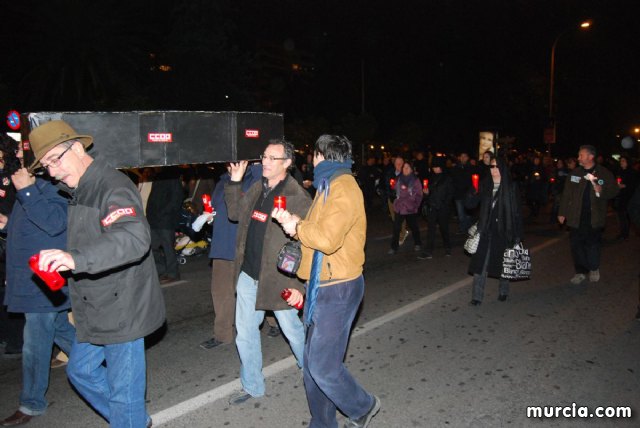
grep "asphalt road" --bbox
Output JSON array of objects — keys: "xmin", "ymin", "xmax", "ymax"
[{"xmin": 0, "ymin": 204, "xmax": 638, "ymax": 427}]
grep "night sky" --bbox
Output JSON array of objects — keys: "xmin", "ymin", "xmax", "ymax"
[{"xmin": 2, "ymin": 0, "xmax": 639, "ymax": 157}]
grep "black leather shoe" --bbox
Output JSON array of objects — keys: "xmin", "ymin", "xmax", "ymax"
[
  {"xmin": 0, "ymin": 410, "xmax": 33, "ymax": 426},
  {"xmin": 199, "ymin": 338, "xmax": 225, "ymax": 349},
  {"xmin": 498, "ymin": 294, "xmax": 508, "ymax": 302},
  {"xmin": 229, "ymin": 391, "xmax": 253, "ymax": 405},
  {"xmin": 344, "ymin": 395, "xmax": 381, "ymax": 428},
  {"xmin": 266, "ymin": 325, "xmax": 281, "ymax": 338},
  {"xmin": 469, "ymin": 299, "xmax": 481, "ymax": 306},
  {"xmin": 1, "ymin": 349, "xmax": 22, "ymax": 360}
]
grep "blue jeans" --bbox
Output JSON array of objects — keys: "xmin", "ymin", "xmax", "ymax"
[
  {"xmin": 303, "ymin": 276, "xmax": 374, "ymax": 428},
  {"xmin": 20, "ymin": 311, "xmax": 76, "ymax": 415},
  {"xmin": 455, "ymin": 199, "xmax": 471, "ymax": 233},
  {"xmin": 235, "ymin": 271, "xmax": 305, "ymax": 397},
  {"xmin": 67, "ymin": 338, "xmax": 150, "ymax": 428}
]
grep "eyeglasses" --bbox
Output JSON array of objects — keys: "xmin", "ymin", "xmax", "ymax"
[
  {"xmin": 41, "ymin": 144, "xmax": 73, "ymax": 170},
  {"xmin": 260, "ymin": 154, "xmax": 288, "ymax": 162}
]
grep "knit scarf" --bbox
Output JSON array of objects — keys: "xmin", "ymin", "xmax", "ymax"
[{"xmin": 312, "ymin": 158, "xmax": 353, "ymax": 189}]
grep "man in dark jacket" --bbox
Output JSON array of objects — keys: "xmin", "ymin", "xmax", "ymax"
[
  {"xmin": 146, "ymin": 166, "xmax": 184, "ymax": 283},
  {"xmin": 199, "ymin": 163, "xmax": 262, "ymax": 350},
  {"xmin": 451, "ymin": 152, "xmax": 474, "ymax": 233},
  {"xmin": 419, "ymin": 156, "xmax": 454, "ymax": 259},
  {"xmin": 357, "ymin": 156, "xmax": 380, "ymax": 212},
  {"xmin": 0, "ymin": 135, "xmax": 23, "ymax": 361},
  {"xmin": 0, "ymin": 143, "xmax": 76, "ymax": 427},
  {"xmin": 28, "ymin": 121, "xmax": 165, "ymax": 428},
  {"xmin": 225, "ymin": 140, "xmax": 311, "ymax": 405},
  {"xmin": 558, "ymin": 145, "xmax": 619, "ymax": 284},
  {"xmin": 627, "ymin": 186, "xmax": 640, "ymax": 320}
]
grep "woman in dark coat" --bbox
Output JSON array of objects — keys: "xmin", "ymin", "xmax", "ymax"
[{"xmin": 466, "ymin": 153, "xmax": 523, "ymax": 305}]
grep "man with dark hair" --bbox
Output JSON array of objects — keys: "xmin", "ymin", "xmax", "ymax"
[
  {"xmin": 225, "ymin": 139, "xmax": 311, "ymax": 405},
  {"xmin": 28, "ymin": 120, "xmax": 165, "ymax": 428},
  {"xmin": 199, "ymin": 162, "xmax": 262, "ymax": 350},
  {"xmin": 559, "ymin": 145, "xmax": 618, "ymax": 284},
  {"xmin": 412, "ymin": 151, "xmax": 429, "ymax": 181},
  {"xmin": 627, "ymin": 186, "xmax": 640, "ymax": 319},
  {"xmin": 419, "ymin": 156, "xmax": 454, "ymax": 259},
  {"xmin": 451, "ymin": 152, "xmax": 474, "ymax": 233},
  {"xmin": 0, "ymin": 141, "xmax": 76, "ymax": 427},
  {"xmin": 356, "ymin": 156, "xmax": 380, "ymax": 212},
  {"xmin": 273, "ymin": 134, "xmax": 381, "ymax": 428},
  {"xmin": 0, "ymin": 135, "xmax": 24, "ymax": 362},
  {"xmin": 146, "ymin": 166, "xmax": 184, "ymax": 284}
]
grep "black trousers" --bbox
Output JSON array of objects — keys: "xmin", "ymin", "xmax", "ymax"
[
  {"xmin": 569, "ymin": 225, "xmax": 603, "ymax": 274},
  {"xmin": 426, "ymin": 208, "xmax": 451, "ymax": 251},
  {"xmin": 150, "ymin": 228, "xmax": 179, "ymax": 279},
  {"xmin": 391, "ymin": 213, "xmax": 421, "ymax": 250}
]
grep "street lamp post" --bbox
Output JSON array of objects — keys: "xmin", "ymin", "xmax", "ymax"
[{"xmin": 547, "ymin": 20, "xmax": 592, "ymax": 155}]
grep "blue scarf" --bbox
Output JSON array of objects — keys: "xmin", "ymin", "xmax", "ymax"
[
  {"xmin": 312, "ymin": 159, "xmax": 353, "ymax": 189},
  {"xmin": 304, "ymin": 159, "xmax": 353, "ymax": 326}
]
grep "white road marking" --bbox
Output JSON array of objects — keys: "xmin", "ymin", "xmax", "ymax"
[{"xmin": 151, "ymin": 236, "xmax": 563, "ymax": 425}]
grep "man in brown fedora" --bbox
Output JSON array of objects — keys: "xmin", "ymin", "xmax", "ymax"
[{"xmin": 28, "ymin": 120, "xmax": 165, "ymax": 428}]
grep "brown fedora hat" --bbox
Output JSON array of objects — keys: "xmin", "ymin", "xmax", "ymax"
[{"xmin": 28, "ymin": 120, "xmax": 93, "ymax": 171}]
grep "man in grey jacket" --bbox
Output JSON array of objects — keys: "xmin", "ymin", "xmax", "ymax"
[
  {"xmin": 225, "ymin": 140, "xmax": 311, "ymax": 405},
  {"xmin": 28, "ymin": 121, "xmax": 165, "ymax": 428}
]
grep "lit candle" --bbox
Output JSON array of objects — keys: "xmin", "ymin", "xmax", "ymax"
[
  {"xmin": 471, "ymin": 174, "xmax": 480, "ymax": 192},
  {"xmin": 422, "ymin": 179, "xmax": 429, "ymax": 191},
  {"xmin": 274, "ymin": 195, "xmax": 287, "ymax": 210},
  {"xmin": 202, "ymin": 194, "xmax": 213, "ymax": 213},
  {"xmin": 389, "ymin": 178, "xmax": 396, "ymax": 190}
]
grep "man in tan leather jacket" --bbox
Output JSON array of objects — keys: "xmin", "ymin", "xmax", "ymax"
[{"xmin": 273, "ymin": 135, "xmax": 380, "ymax": 428}]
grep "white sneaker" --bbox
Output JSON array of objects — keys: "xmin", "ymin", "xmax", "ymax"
[
  {"xmin": 570, "ymin": 273, "xmax": 586, "ymax": 284},
  {"xmin": 589, "ymin": 270, "xmax": 600, "ymax": 282}
]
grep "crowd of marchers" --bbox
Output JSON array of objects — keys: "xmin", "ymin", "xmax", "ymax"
[{"xmin": 1, "ymin": 122, "xmax": 640, "ymax": 428}]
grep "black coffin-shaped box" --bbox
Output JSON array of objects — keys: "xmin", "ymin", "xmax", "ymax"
[{"xmin": 23, "ymin": 111, "xmax": 283, "ymax": 168}]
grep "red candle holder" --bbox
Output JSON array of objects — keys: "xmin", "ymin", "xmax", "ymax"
[
  {"xmin": 389, "ymin": 178, "xmax": 396, "ymax": 190},
  {"xmin": 422, "ymin": 179, "xmax": 429, "ymax": 191},
  {"xmin": 274, "ymin": 195, "xmax": 287, "ymax": 210},
  {"xmin": 471, "ymin": 174, "xmax": 480, "ymax": 192},
  {"xmin": 29, "ymin": 254, "xmax": 65, "ymax": 291},
  {"xmin": 281, "ymin": 288, "xmax": 303, "ymax": 310},
  {"xmin": 617, "ymin": 177, "xmax": 623, "ymax": 185},
  {"xmin": 202, "ymin": 194, "xmax": 213, "ymax": 213}
]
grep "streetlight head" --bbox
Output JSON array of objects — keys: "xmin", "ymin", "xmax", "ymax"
[{"xmin": 580, "ymin": 20, "xmax": 592, "ymax": 29}]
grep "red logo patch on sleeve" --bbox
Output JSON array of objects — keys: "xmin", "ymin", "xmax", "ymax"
[{"xmin": 101, "ymin": 207, "xmax": 137, "ymax": 226}]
